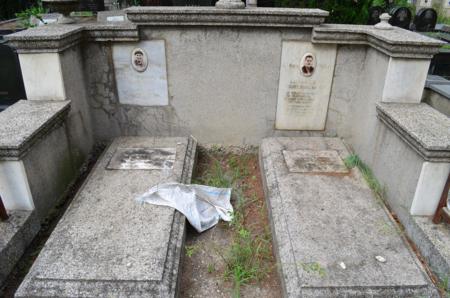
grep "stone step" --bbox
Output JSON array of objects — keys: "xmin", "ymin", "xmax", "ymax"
[
  {"xmin": 260, "ymin": 137, "xmax": 438, "ymax": 297},
  {"xmin": 15, "ymin": 136, "xmax": 197, "ymax": 297}
]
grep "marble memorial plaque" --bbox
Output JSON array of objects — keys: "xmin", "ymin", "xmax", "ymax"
[
  {"xmin": 275, "ymin": 41, "xmax": 337, "ymax": 130},
  {"xmin": 107, "ymin": 147, "xmax": 176, "ymax": 170},
  {"xmin": 113, "ymin": 40, "xmax": 168, "ymax": 106},
  {"xmin": 283, "ymin": 149, "xmax": 348, "ymax": 174}
]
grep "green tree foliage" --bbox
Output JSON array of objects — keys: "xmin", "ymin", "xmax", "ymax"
[
  {"xmin": 0, "ymin": 0, "xmax": 44, "ymax": 21},
  {"xmin": 274, "ymin": 0, "xmax": 415, "ymax": 24}
]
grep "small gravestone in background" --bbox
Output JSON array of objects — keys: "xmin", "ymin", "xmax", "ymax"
[
  {"xmin": 389, "ymin": 7, "xmax": 412, "ymax": 29},
  {"xmin": 413, "ymin": 8, "xmax": 437, "ymax": 32},
  {"xmin": 78, "ymin": 0, "xmax": 104, "ymax": 12},
  {"xmin": 368, "ymin": 6, "xmax": 383, "ymax": 25}
]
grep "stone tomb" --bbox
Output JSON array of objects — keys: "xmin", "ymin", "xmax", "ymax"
[
  {"xmin": 15, "ymin": 137, "xmax": 197, "ymax": 297},
  {"xmin": 275, "ymin": 41, "xmax": 336, "ymax": 131},
  {"xmin": 260, "ymin": 137, "xmax": 438, "ymax": 297}
]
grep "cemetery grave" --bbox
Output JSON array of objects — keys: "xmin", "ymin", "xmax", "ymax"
[{"xmin": 0, "ymin": 3, "xmax": 449, "ymax": 298}]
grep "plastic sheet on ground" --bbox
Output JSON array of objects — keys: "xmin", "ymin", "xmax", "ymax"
[{"xmin": 135, "ymin": 182, "xmax": 233, "ymax": 232}]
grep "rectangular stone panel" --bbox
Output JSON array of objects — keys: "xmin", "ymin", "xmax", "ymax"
[
  {"xmin": 283, "ymin": 149, "xmax": 348, "ymax": 174},
  {"xmin": 113, "ymin": 40, "xmax": 169, "ymax": 106},
  {"xmin": 275, "ymin": 41, "xmax": 337, "ymax": 130},
  {"xmin": 260, "ymin": 137, "xmax": 437, "ymax": 297},
  {"xmin": 107, "ymin": 147, "xmax": 176, "ymax": 170},
  {"xmin": 16, "ymin": 136, "xmax": 197, "ymax": 297}
]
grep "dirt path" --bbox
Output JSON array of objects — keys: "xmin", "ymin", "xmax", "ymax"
[{"xmin": 180, "ymin": 146, "xmax": 282, "ymax": 298}]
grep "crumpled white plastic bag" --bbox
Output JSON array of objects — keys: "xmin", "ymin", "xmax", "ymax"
[{"xmin": 135, "ymin": 182, "xmax": 233, "ymax": 232}]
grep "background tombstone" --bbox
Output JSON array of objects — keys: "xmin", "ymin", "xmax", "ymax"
[
  {"xmin": 78, "ymin": 0, "xmax": 105, "ymax": 12},
  {"xmin": 389, "ymin": 6, "xmax": 412, "ymax": 29},
  {"xmin": 414, "ymin": 8, "xmax": 438, "ymax": 32},
  {"xmin": 368, "ymin": 6, "xmax": 384, "ymax": 25}
]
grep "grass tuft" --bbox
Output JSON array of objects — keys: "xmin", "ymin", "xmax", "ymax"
[
  {"xmin": 195, "ymin": 149, "xmax": 272, "ymax": 298},
  {"xmin": 344, "ymin": 154, "xmax": 386, "ymax": 203}
]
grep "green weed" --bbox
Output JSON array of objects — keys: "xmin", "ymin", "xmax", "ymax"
[
  {"xmin": 438, "ymin": 275, "xmax": 450, "ymax": 297},
  {"xmin": 196, "ymin": 149, "xmax": 272, "ymax": 298},
  {"xmin": 207, "ymin": 263, "xmax": 216, "ymax": 274},
  {"xmin": 299, "ymin": 262, "xmax": 327, "ymax": 278},
  {"xmin": 185, "ymin": 244, "xmax": 199, "ymax": 258},
  {"xmin": 344, "ymin": 154, "xmax": 386, "ymax": 203}
]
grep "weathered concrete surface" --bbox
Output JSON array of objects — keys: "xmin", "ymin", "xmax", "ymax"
[
  {"xmin": 16, "ymin": 136, "xmax": 196, "ymax": 297},
  {"xmin": 0, "ymin": 211, "xmax": 40, "ymax": 286},
  {"xmin": 260, "ymin": 137, "xmax": 438, "ymax": 297},
  {"xmin": 409, "ymin": 217, "xmax": 450, "ymax": 291}
]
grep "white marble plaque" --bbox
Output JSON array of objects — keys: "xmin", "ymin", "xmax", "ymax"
[
  {"xmin": 275, "ymin": 41, "xmax": 336, "ymax": 130},
  {"xmin": 113, "ymin": 40, "xmax": 168, "ymax": 106}
]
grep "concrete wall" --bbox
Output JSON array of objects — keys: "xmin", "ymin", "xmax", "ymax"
[
  {"xmin": 84, "ymin": 27, "xmax": 351, "ymax": 145},
  {"xmin": 422, "ymin": 88, "xmax": 450, "ymax": 116},
  {"xmin": 21, "ymin": 122, "xmax": 76, "ymax": 219},
  {"xmin": 60, "ymin": 45, "xmax": 95, "ymax": 166}
]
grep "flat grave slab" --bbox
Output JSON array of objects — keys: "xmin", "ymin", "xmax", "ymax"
[
  {"xmin": 260, "ymin": 137, "xmax": 438, "ymax": 297},
  {"xmin": 16, "ymin": 136, "xmax": 197, "ymax": 297}
]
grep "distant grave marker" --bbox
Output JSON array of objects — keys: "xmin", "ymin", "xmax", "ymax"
[
  {"xmin": 368, "ymin": 6, "xmax": 383, "ymax": 25},
  {"xmin": 389, "ymin": 7, "xmax": 412, "ymax": 30},
  {"xmin": 78, "ymin": 0, "xmax": 104, "ymax": 12},
  {"xmin": 414, "ymin": 8, "xmax": 437, "ymax": 32}
]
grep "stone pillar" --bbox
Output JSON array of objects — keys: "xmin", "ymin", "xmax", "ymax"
[
  {"xmin": 0, "ymin": 100, "xmax": 71, "ymax": 218},
  {"xmin": 381, "ymin": 57, "xmax": 431, "ymax": 103},
  {"xmin": 19, "ymin": 53, "xmax": 66, "ymax": 100}
]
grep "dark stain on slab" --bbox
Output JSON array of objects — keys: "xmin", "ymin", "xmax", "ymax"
[
  {"xmin": 106, "ymin": 147, "xmax": 176, "ymax": 170},
  {"xmin": 283, "ymin": 149, "xmax": 349, "ymax": 174}
]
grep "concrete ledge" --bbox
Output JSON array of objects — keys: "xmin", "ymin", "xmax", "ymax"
[
  {"xmin": 429, "ymin": 84, "xmax": 450, "ymax": 100},
  {"xmin": 0, "ymin": 210, "xmax": 40, "ymax": 286},
  {"xmin": 313, "ymin": 24, "xmax": 445, "ymax": 58},
  {"xmin": 125, "ymin": 7, "xmax": 328, "ymax": 27},
  {"xmin": 5, "ymin": 25, "xmax": 84, "ymax": 53},
  {"xmin": 5, "ymin": 23, "xmax": 139, "ymax": 52},
  {"xmin": 376, "ymin": 103, "xmax": 450, "ymax": 162},
  {"xmin": 84, "ymin": 23, "xmax": 139, "ymax": 42},
  {"xmin": 425, "ymin": 75, "xmax": 449, "ymax": 88},
  {"xmin": 0, "ymin": 100, "xmax": 70, "ymax": 160},
  {"xmin": 408, "ymin": 217, "xmax": 450, "ymax": 290}
]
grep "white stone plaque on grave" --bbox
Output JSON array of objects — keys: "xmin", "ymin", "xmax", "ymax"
[
  {"xmin": 113, "ymin": 40, "xmax": 169, "ymax": 106},
  {"xmin": 275, "ymin": 41, "xmax": 336, "ymax": 130}
]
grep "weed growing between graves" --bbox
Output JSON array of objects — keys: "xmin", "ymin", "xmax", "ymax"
[
  {"xmin": 192, "ymin": 147, "xmax": 275, "ymax": 298},
  {"xmin": 344, "ymin": 154, "xmax": 386, "ymax": 203},
  {"xmin": 185, "ymin": 244, "xmax": 200, "ymax": 258}
]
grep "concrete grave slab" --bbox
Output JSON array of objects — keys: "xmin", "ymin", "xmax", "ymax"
[
  {"xmin": 16, "ymin": 136, "xmax": 197, "ymax": 297},
  {"xmin": 260, "ymin": 137, "xmax": 438, "ymax": 297}
]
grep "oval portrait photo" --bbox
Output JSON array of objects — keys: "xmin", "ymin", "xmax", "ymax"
[
  {"xmin": 301, "ymin": 53, "xmax": 315, "ymax": 77},
  {"xmin": 131, "ymin": 48, "xmax": 148, "ymax": 72}
]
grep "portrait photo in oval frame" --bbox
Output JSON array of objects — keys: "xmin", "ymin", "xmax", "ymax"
[
  {"xmin": 131, "ymin": 48, "xmax": 148, "ymax": 72},
  {"xmin": 300, "ymin": 53, "xmax": 316, "ymax": 77}
]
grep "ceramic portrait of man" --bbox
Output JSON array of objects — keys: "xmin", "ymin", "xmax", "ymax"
[
  {"xmin": 301, "ymin": 53, "xmax": 315, "ymax": 77},
  {"xmin": 131, "ymin": 48, "xmax": 148, "ymax": 72}
]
